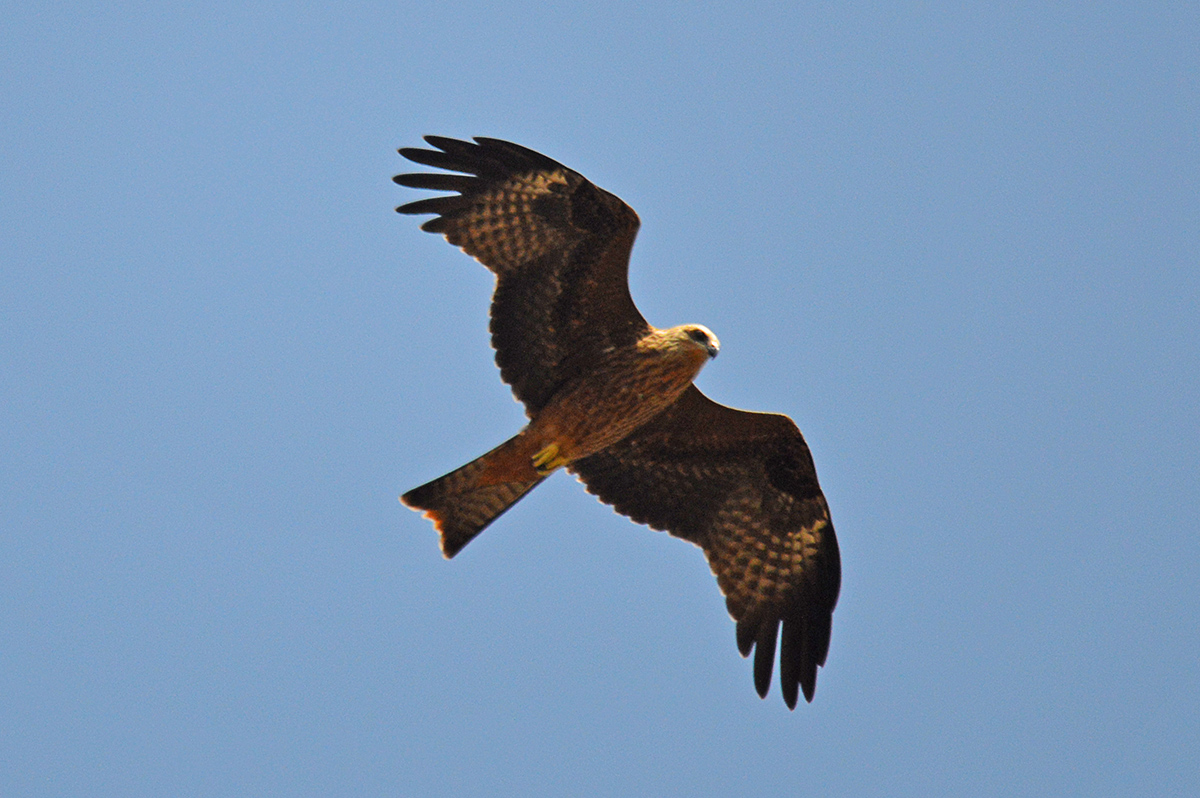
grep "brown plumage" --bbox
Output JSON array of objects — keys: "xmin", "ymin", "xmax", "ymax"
[{"xmin": 395, "ymin": 136, "xmax": 840, "ymax": 708}]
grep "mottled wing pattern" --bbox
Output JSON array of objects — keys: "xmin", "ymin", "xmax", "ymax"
[
  {"xmin": 395, "ymin": 136, "xmax": 649, "ymax": 414},
  {"xmin": 569, "ymin": 386, "xmax": 841, "ymax": 708}
]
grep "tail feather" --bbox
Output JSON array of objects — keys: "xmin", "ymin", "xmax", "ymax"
[{"xmin": 401, "ymin": 436, "xmax": 545, "ymax": 557}]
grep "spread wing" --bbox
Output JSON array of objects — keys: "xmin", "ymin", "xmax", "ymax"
[
  {"xmin": 568, "ymin": 386, "xmax": 841, "ymax": 708},
  {"xmin": 394, "ymin": 136, "xmax": 650, "ymax": 415}
]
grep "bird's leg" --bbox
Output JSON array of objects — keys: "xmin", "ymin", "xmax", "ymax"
[{"xmin": 531, "ymin": 442, "xmax": 567, "ymax": 476}]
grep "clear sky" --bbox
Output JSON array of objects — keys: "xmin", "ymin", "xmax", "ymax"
[{"xmin": 3, "ymin": 2, "xmax": 1197, "ymax": 796}]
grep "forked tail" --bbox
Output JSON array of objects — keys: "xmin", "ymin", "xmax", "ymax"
[{"xmin": 401, "ymin": 433, "xmax": 546, "ymax": 558}]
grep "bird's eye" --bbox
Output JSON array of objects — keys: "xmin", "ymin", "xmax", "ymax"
[{"xmin": 688, "ymin": 329, "xmax": 708, "ymax": 345}]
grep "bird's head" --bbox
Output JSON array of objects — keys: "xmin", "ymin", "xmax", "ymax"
[
  {"xmin": 640, "ymin": 324, "xmax": 721, "ymax": 371},
  {"xmin": 681, "ymin": 324, "xmax": 720, "ymax": 360}
]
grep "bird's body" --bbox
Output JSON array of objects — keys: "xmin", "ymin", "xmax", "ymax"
[
  {"xmin": 529, "ymin": 324, "xmax": 719, "ymax": 464},
  {"xmin": 395, "ymin": 137, "xmax": 840, "ymax": 708},
  {"xmin": 402, "ymin": 322, "xmax": 717, "ymax": 551}
]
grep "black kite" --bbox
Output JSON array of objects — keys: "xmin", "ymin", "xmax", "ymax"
[{"xmin": 395, "ymin": 137, "xmax": 840, "ymax": 708}]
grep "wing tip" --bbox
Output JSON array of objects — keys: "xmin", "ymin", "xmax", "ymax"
[
  {"xmin": 737, "ymin": 607, "xmax": 830, "ymax": 709},
  {"xmin": 422, "ymin": 134, "xmax": 462, "ymax": 151},
  {"xmin": 735, "ymin": 616, "xmax": 756, "ymax": 658}
]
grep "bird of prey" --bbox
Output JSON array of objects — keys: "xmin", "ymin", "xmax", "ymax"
[{"xmin": 394, "ymin": 136, "xmax": 840, "ymax": 708}]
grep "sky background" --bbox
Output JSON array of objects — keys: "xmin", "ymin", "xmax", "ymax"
[{"xmin": 3, "ymin": 2, "xmax": 1197, "ymax": 795}]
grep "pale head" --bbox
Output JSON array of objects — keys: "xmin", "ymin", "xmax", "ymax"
[
  {"xmin": 641, "ymin": 324, "xmax": 721, "ymax": 362},
  {"xmin": 679, "ymin": 324, "xmax": 720, "ymax": 359}
]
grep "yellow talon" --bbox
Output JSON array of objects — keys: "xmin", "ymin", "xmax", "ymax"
[{"xmin": 532, "ymin": 443, "xmax": 567, "ymax": 475}]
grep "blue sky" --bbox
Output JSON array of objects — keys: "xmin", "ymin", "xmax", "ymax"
[{"xmin": 3, "ymin": 2, "xmax": 1197, "ymax": 795}]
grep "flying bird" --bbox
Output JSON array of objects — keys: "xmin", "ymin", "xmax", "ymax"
[{"xmin": 394, "ymin": 136, "xmax": 840, "ymax": 708}]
